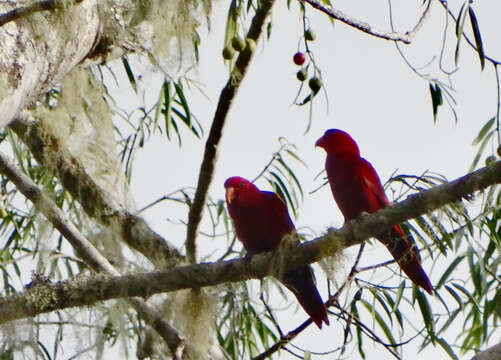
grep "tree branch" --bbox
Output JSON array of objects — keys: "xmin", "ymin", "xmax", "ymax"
[
  {"xmin": 471, "ymin": 342, "xmax": 501, "ymax": 360},
  {"xmin": 9, "ymin": 114, "xmax": 184, "ymax": 268},
  {"xmin": 0, "ymin": 0, "xmax": 57, "ymax": 27},
  {"xmin": 0, "ymin": 0, "xmax": 100, "ymax": 127},
  {"xmin": 437, "ymin": 0, "xmax": 501, "ymax": 66},
  {"xmin": 300, "ymin": 0, "xmax": 432, "ymax": 44},
  {"xmin": 0, "ymin": 151, "xmax": 188, "ymax": 358},
  {"xmin": 185, "ymin": 0, "xmax": 276, "ymax": 263},
  {"xmin": 1, "ymin": 160, "xmax": 500, "ymax": 323}
]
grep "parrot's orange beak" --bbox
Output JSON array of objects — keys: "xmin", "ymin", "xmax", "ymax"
[
  {"xmin": 225, "ymin": 187, "xmax": 235, "ymax": 204},
  {"xmin": 315, "ymin": 137, "xmax": 324, "ymax": 149}
]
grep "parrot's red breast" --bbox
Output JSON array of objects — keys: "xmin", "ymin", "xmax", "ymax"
[
  {"xmin": 316, "ymin": 129, "xmax": 433, "ymax": 294},
  {"xmin": 224, "ymin": 176, "xmax": 330, "ymax": 327}
]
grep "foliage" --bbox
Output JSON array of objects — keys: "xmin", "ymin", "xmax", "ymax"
[{"xmin": 0, "ymin": 0, "xmax": 501, "ymax": 359}]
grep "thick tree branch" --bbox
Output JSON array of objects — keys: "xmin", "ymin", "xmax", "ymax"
[
  {"xmin": 0, "ymin": 151, "xmax": 188, "ymax": 357},
  {"xmin": 1, "ymin": 160, "xmax": 500, "ymax": 323},
  {"xmin": 0, "ymin": 0, "xmax": 100, "ymax": 127},
  {"xmin": 0, "ymin": 0, "xmax": 56, "ymax": 27},
  {"xmin": 185, "ymin": 0, "xmax": 276, "ymax": 263},
  {"xmin": 301, "ymin": 0, "xmax": 432, "ymax": 44},
  {"xmin": 471, "ymin": 342, "xmax": 501, "ymax": 360},
  {"xmin": 9, "ymin": 114, "xmax": 184, "ymax": 268}
]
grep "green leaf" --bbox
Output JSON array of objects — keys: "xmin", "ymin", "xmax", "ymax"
[
  {"xmin": 393, "ymin": 281, "xmax": 405, "ymax": 312},
  {"xmin": 472, "ymin": 117, "xmax": 495, "ymax": 145},
  {"xmin": 163, "ymin": 81, "xmax": 173, "ymax": 140},
  {"xmin": 468, "ymin": 7, "xmax": 485, "ymax": 71},
  {"xmin": 452, "ymin": 282, "xmax": 479, "ymax": 311},
  {"xmin": 351, "ymin": 301, "xmax": 365, "ymax": 359},
  {"xmin": 360, "ymin": 299, "xmax": 396, "ymax": 346},
  {"xmin": 455, "ymin": 2, "xmax": 469, "ymax": 66},
  {"xmin": 268, "ymin": 171, "xmax": 296, "ymax": 217},
  {"xmin": 122, "ymin": 57, "xmax": 137, "ymax": 93},
  {"xmin": 429, "ymin": 83, "xmax": 443, "ymax": 122},
  {"xmin": 174, "ymin": 82, "xmax": 192, "ymax": 127},
  {"xmin": 444, "ymin": 285, "xmax": 464, "ymax": 309},
  {"xmin": 224, "ymin": 0, "xmax": 238, "ymax": 46},
  {"xmin": 436, "ymin": 337, "xmax": 459, "ymax": 359},
  {"xmin": 416, "ymin": 288, "xmax": 435, "ymax": 340},
  {"xmin": 469, "ymin": 130, "xmax": 494, "ymax": 171},
  {"xmin": 436, "ymin": 255, "xmax": 465, "ymax": 289}
]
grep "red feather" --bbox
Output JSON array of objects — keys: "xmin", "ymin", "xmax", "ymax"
[
  {"xmin": 224, "ymin": 176, "xmax": 329, "ymax": 328},
  {"xmin": 316, "ymin": 129, "xmax": 433, "ymax": 294}
]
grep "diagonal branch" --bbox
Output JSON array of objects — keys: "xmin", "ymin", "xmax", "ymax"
[
  {"xmin": 471, "ymin": 342, "xmax": 501, "ymax": 360},
  {"xmin": 0, "ymin": 0, "xmax": 57, "ymax": 27},
  {"xmin": 301, "ymin": 0, "xmax": 432, "ymax": 44},
  {"xmin": 0, "ymin": 151, "xmax": 187, "ymax": 357},
  {"xmin": 9, "ymin": 114, "xmax": 184, "ymax": 268},
  {"xmin": 437, "ymin": 0, "xmax": 501, "ymax": 66},
  {"xmin": 185, "ymin": 0, "xmax": 276, "ymax": 263},
  {"xmin": 1, "ymin": 160, "xmax": 500, "ymax": 324}
]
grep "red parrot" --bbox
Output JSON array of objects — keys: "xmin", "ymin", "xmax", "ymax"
[
  {"xmin": 224, "ymin": 176, "xmax": 329, "ymax": 328},
  {"xmin": 315, "ymin": 129, "xmax": 433, "ymax": 294}
]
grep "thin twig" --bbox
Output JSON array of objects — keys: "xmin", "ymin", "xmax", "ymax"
[
  {"xmin": 185, "ymin": 0, "xmax": 276, "ymax": 264},
  {"xmin": 495, "ymin": 65, "xmax": 501, "ymax": 146},
  {"xmin": 254, "ymin": 244, "xmax": 366, "ymax": 359},
  {"xmin": 300, "ymin": 0, "xmax": 431, "ymax": 44},
  {"xmin": 437, "ymin": 0, "xmax": 501, "ymax": 66}
]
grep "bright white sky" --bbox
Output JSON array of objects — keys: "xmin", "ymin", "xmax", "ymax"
[{"xmin": 104, "ymin": 0, "xmax": 501, "ymax": 358}]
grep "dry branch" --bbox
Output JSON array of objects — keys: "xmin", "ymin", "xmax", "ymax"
[
  {"xmin": 1, "ymin": 160, "xmax": 499, "ymax": 324},
  {"xmin": 185, "ymin": 0, "xmax": 276, "ymax": 263},
  {"xmin": 301, "ymin": 0, "xmax": 432, "ymax": 44}
]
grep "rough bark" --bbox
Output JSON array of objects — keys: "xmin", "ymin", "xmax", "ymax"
[{"xmin": 0, "ymin": 0, "xmax": 101, "ymax": 127}]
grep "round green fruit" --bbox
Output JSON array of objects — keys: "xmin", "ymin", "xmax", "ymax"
[
  {"xmin": 296, "ymin": 69, "xmax": 307, "ymax": 81},
  {"xmin": 222, "ymin": 46, "xmax": 235, "ymax": 60},
  {"xmin": 485, "ymin": 155, "xmax": 496, "ymax": 166},
  {"xmin": 305, "ymin": 28, "xmax": 316, "ymax": 41},
  {"xmin": 308, "ymin": 77, "xmax": 322, "ymax": 93},
  {"xmin": 231, "ymin": 36, "xmax": 245, "ymax": 52}
]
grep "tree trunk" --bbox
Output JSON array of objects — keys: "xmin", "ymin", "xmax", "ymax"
[{"xmin": 0, "ymin": 1, "xmax": 100, "ymax": 127}]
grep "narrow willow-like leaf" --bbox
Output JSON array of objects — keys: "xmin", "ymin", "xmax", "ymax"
[
  {"xmin": 122, "ymin": 57, "xmax": 137, "ymax": 93},
  {"xmin": 468, "ymin": 7, "xmax": 485, "ymax": 70},
  {"xmin": 472, "ymin": 117, "xmax": 495, "ymax": 146},
  {"xmin": 455, "ymin": 2, "xmax": 469, "ymax": 66},
  {"xmin": 360, "ymin": 299, "xmax": 396, "ymax": 346},
  {"xmin": 436, "ymin": 337, "xmax": 459, "ymax": 360},
  {"xmin": 224, "ymin": 0, "xmax": 238, "ymax": 46},
  {"xmin": 436, "ymin": 255, "xmax": 465, "ymax": 289},
  {"xmin": 174, "ymin": 82, "xmax": 192, "ymax": 127},
  {"xmin": 429, "ymin": 83, "xmax": 443, "ymax": 122},
  {"xmin": 163, "ymin": 81, "xmax": 172, "ymax": 140},
  {"xmin": 416, "ymin": 288, "xmax": 435, "ymax": 340}
]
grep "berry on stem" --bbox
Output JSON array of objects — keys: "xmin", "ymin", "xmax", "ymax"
[
  {"xmin": 309, "ymin": 77, "xmax": 322, "ymax": 94},
  {"xmin": 293, "ymin": 52, "xmax": 306, "ymax": 66},
  {"xmin": 296, "ymin": 69, "xmax": 307, "ymax": 81}
]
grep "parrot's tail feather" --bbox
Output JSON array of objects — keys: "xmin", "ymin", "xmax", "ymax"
[
  {"xmin": 379, "ymin": 226, "xmax": 433, "ymax": 295},
  {"xmin": 281, "ymin": 266, "xmax": 330, "ymax": 328}
]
